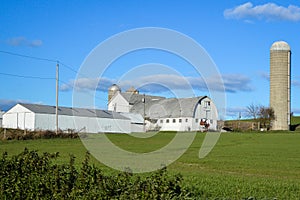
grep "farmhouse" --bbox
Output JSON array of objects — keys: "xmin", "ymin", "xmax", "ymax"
[
  {"xmin": 107, "ymin": 84, "xmax": 218, "ymax": 131},
  {"xmin": 3, "ymin": 103, "xmax": 131, "ymax": 133}
]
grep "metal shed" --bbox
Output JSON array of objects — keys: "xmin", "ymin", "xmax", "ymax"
[{"xmin": 3, "ymin": 103, "xmax": 131, "ymax": 133}]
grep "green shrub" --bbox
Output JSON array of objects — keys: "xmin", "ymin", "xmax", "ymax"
[
  {"xmin": 0, "ymin": 128, "xmax": 79, "ymax": 141},
  {"xmin": 0, "ymin": 149, "xmax": 188, "ymax": 199}
]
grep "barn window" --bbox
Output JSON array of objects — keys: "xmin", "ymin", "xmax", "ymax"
[
  {"xmin": 179, "ymin": 119, "xmax": 182, "ymax": 123},
  {"xmin": 166, "ymin": 119, "xmax": 169, "ymax": 123},
  {"xmin": 160, "ymin": 119, "xmax": 163, "ymax": 123},
  {"xmin": 173, "ymin": 119, "xmax": 176, "ymax": 123},
  {"xmin": 185, "ymin": 119, "xmax": 188, "ymax": 122},
  {"xmin": 210, "ymin": 119, "xmax": 213, "ymax": 124},
  {"xmin": 204, "ymin": 101, "xmax": 211, "ymax": 108},
  {"xmin": 195, "ymin": 119, "xmax": 198, "ymax": 123}
]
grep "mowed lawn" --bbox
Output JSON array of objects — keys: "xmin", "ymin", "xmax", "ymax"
[{"xmin": 1, "ymin": 132, "xmax": 300, "ymax": 199}]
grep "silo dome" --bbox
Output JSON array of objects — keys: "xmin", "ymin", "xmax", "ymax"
[
  {"xmin": 108, "ymin": 84, "xmax": 121, "ymax": 102},
  {"xmin": 270, "ymin": 41, "xmax": 290, "ymax": 51},
  {"xmin": 109, "ymin": 84, "xmax": 121, "ymax": 92}
]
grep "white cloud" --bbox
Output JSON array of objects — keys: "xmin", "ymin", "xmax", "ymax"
[
  {"xmin": 6, "ymin": 37, "xmax": 43, "ymax": 47},
  {"xmin": 292, "ymin": 108, "xmax": 300, "ymax": 115},
  {"xmin": 224, "ymin": 2, "xmax": 300, "ymax": 22},
  {"xmin": 292, "ymin": 80, "xmax": 300, "ymax": 87},
  {"xmin": 259, "ymin": 71, "xmax": 270, "ymax": 81},
  {"xmin": 226, "ymin": 107, "xmax": 248, "ymax": 119},
  {"xmin": 259, "ymin": 71, "xmax": 300, "ymax": 87},
  {"xmin": 0, "ymin": 99, "xmax": 28, "ymax": 111},
  {"xmin": 60, "ymin": 77, "xmax": 115, "ymax": 92},
  {"xmin": 60, "ymin": 73, "xmax": 253, "ymax": 94}
]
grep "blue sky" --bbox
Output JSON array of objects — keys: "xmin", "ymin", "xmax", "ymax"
[{"xmin": 0, "ymin": 0, "xmax": 299, "ymax": 119}]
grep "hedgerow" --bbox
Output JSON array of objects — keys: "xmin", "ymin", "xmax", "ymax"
[
  {"xmin": 0, "ymin": 128, "xmax": 79, "ymax": 141},
  {"xmin": 0, "ymin": 149, "xmax": 188, "ymax": 199}
]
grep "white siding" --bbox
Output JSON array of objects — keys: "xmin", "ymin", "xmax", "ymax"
[
  {"xmin": 154, "ymin": 97, "xmax": 218, "ymax": 132},
  {"xmin": 0, "ymin": 111, "xmax": 4, "ymax": 128},
  {"xmin": 3, "ymin": 104, "xmax": 131, "ymax": 134},
  {"xmin": 73, "ymin": 116, "xmax": 130, "ymax": 133},
  {"xmin": 35, "ymin": 114, "xmax": 131, "ymax": 133},
  {"xmin": 3, "ymin": 105, "xmax": 35, "ymax": 130},
  {"xmin": 108, "ymin": 94, "xmax": 130, "ymax": 113},
  {"xmin": 158, "ymin": 117, "xmax": 195, "ymax": 131},
  {"xmin": 194, "ymin": 97, "xmax": 218, "ymax": 130}
]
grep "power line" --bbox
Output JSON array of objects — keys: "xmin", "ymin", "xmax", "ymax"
[
  {"xmin": 59, "ymin": 62, "xmax": 80, "ymax": 74},
  {"xmin": 0, "ymin": 49, "xmax": 108, "ymax": 102},
  {"xmin": 0, "ymin": 72, "xmax": 55, "ymax": 80},
  {"xmin": 0, "ymin": 50, "xmax": 58, "ymax": 63},
  {"xmin": 0, "ymin": 50, "xmax": 80, "ymax": 74}
]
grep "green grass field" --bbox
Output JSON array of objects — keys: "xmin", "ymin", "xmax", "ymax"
[{"xmin": 1, "ymin": 132, "xmax": 300, "ymax": 199}]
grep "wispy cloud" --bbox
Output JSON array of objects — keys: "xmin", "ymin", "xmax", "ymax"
[
  {"xmin": 60, "ymin": 77, "xmax": 115, "ymax": 92},
  {"xmin": 226, "ymin": 107, "xmax": 248, "ymax": 119},
  {"xmin": 0, "ymin": 99, "xmax": 28, "ymax": 111},
  {"xmin": 259, "ymin": 71, "xmax": 300, "ymax": 87},
  {"xmin": 292, "ymin": 108, "xmax": 300, "ymax": 115},
  {"xmin": 292, "ymin": 80, "xmax": 300, "ymax": 87},
  {"xmin": 6, "ymin": 37, "xmax": 43, "ymax": 47},
  {"xmin": 224, "ymin": 2, "xmax": 300, "ymax": 22},
  {"xmin": 61, "ymin": 73, "xmax": 253, "ymax": 94},
  {"xmin": 259, "ymin": 71, "xmax": 269, "ymax": 81}
]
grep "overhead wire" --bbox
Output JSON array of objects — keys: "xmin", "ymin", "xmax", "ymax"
[
  {"xmin": 0, "ymin": 50, "xmax": 58, "ymax": 63},
  {"xmin": 0, "ymin": 49, "xmax": 108, "ymax": 103},
  {"xmin": 0, "ymin": 72, "xmax": 55, "ymax": 80}
]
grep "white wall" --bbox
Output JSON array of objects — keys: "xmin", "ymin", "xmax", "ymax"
[
  {"xmin": 3, "ymin": 104, "xmax": 131, "ymax": 133},
  {"xmin": 108, "ymin": 93, "xmax": 130, "ymax": 113},
  {"xmin": 73, "ymin": 116, "xmax": 130, "ymax": 133},
  {"xmin": 3, "ymin": 104, "xmax": 35, "ymax": 130},
  {"xmin": 35, "ymin": 114, "xmax": 131, "ymax": 133},
  {"xmin": 194, "ymin": 97, "xmax": 218, "ymax": 130},
  {"xmin": 0, "ymin": 111, "xmax": 4, "ymax": 128},
  {"xmin": 155, "ymin": 97, "xmax": 219, "ymax": 132},
  {"xmin": 130, "ymin": 123, "xmax": 144, "ymax": 133},
  {"xmin": 157, "ymin": 117, "xmax": 195, "ymax": 131}
]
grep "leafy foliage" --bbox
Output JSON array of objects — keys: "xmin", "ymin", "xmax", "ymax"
[
  {"xmin": 0, "ymin": 128, "xmax": 79, "ymax": 141},
  {"xmin": 0, "ymin": 149, "xmax": 187, "ymax": 199},
  {"xmin": 258, "ymin": 106, "xmax": 275, "ymax": 129}
]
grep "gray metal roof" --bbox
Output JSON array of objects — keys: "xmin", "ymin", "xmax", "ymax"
[
  {"xmin": 130, "ymin": 96, "xmax": 207, "ymax": 118},
  {"xmin": 119, "ymin": 112, "xmax": 144, "ymax": 124},
  {"xmin": 19, "ymin": 103, "xmax": 128, "ymax": 119},
  {"xmin": 120, "ymin": 93, "xmax": 165, "ymax": 105}
]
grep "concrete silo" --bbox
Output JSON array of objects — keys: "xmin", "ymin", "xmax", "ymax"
[{"xmin": 270, "ymin": 41, "xmax": 291, "ymax": 130}]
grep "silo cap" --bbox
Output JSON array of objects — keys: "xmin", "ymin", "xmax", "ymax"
[
  {"xmin": 109, "ymin": 84, "xmax": 121, "ymax": 92},
  {"xmin": 270, "ymin": 41, "xmax": 290, "ymax": 51}
]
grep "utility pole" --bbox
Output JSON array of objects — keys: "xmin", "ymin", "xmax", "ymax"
[
  {"xmin": 56, "ymin": 62, "xmax": 59, "ymax": 135},
  {"xmin": 143, "ymin": 94, "xmax": 145, "ymax": 132}
]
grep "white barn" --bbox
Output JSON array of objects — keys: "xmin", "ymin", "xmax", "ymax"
[
  {"xmin": 107, "ymin": 85, "xmax": 219, "ymax": 132},
  {"xmin": 0, "ymin": 111, "xmax": 4, "ymax": 128},
  {"xmin": 3, "ymin": 103, "xmax": 131, "ymax": 133}
]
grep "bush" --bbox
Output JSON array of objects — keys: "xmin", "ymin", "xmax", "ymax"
[
  {"xmin": 0, "ymin": 149, "xmax": 188, "ymax": 199},
  {"xmin": 0, "ymin": 128, "xmax": 79, "ymax": 141}
]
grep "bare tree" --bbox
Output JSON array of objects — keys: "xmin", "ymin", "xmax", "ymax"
[
  {"xmin": 258, "ymin": 106, "xmax": 275, "ymax": 130},
  {"xmin": 246, "ymin": 103, "xmax": 260, "ymax": 120}
]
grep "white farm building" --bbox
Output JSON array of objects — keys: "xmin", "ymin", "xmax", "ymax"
[
  {"xmin": 3, "ymin": 85, "xmax": 219, "ymax": 133},
  {"xmin": 108, "ymin": 84, "xmax": 219, "ymax": 132},
  {"xmin": 2, "ymin": 103, "xmax": 131, "ymax": 133}
]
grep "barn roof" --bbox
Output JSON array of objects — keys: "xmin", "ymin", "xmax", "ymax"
[
  {"xmin": 19, "ymin": 103, "xmax": 128, "ymax": 119},
  {"xmin": 130, "ymin": 96, "xmax": 208, "ymax": 118},
  {"xmin": 119, "ymin": 112, "xmax": 144, "ymax": 124},
  {"xmin": 120, "ymin": 93, "xmax": 165, "ymax": 105}
]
